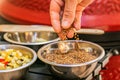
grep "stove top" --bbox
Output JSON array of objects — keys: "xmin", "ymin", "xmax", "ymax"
[{"xmin": 0, "ymin": 35, "xmax": 120, "ymax": 80}]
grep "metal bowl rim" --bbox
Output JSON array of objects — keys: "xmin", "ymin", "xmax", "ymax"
[
  {"xmin": 37, "ymin": 40, "xmax": 105, "ymax": 67},
  {"xmin": 0, "ymin": 44, "xmax": 37, "ymax": 73},
  {"xmin": 4, "ymin": 33, "xmax": 60, "ymax": 45}
]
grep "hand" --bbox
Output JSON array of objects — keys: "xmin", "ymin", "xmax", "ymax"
[{"xmin": 50, "ymin": 0, "xmax": 94, "ymax": 39}]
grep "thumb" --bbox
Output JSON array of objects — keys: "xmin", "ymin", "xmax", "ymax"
[{"xmin": 62, "ymin": 0, "xmax": 78, "ymax": 29}]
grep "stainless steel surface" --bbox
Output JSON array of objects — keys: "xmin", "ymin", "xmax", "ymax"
[
  {"xmin": 0, "ymin": 25, "xmax": 104, "ymax": 35},
  {"xmin": 0, "ymin": 45, "xmax": 37, "ymax": 80},
  {"xmin": 38, "ymin": 40, "xmax": 105, "ymax": 78},
  {"xmin": 4, "ymin": 31, "xmax": 59, "ymax": 45},
  {"xmin": 37, "ymin": 40, "xmax": 105, "ymax": 79}
]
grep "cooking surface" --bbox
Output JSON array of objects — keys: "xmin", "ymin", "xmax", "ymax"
[
  {"xmin": 0, "ymin": 41, "xmax": 119, "ymax": 80},
  {"xmin": 25, "ymin": 61, "xmax": 53, "ymax": 80}
]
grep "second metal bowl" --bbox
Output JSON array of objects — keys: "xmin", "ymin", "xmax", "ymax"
[
  {"xmin": 4, "ymin": 31, "xmax": 59, "ymax": 51},
  {"xmin": 4, "ymin": 31, "xmax": 59, "ymax": 45}
]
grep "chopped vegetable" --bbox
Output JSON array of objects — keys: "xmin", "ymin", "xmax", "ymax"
[{"xmin": 0, "ymin": 49, "xmax": 32, "ymax": 70}]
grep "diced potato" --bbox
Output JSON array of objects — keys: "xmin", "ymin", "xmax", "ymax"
[
  {"xmin": 0, "ymin": 49, "xmax": 32, "ymax": 70},
  {"xmin": 0, "ymin": 63, "xmax": 5, "ymax": 70}
]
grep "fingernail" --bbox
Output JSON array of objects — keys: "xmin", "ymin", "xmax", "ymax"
[
  {"xmin": 74, "ymin": 23, "xmax": 80, "ymax": 30},
  {"xmin": 62, "ymin": 21, "xmax": 69, "ymax": 28}
]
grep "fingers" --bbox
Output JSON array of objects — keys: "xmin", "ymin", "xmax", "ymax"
[
  {"xmin": 66, "ymin": 5, "xmax": 85, "ymax": 38},
  {"xmin": 73, "ymin": 0, "xmax": 94, "ymax": 30},
  {"xmin": 67, "ymin": 28, "xmax": 75, "ymax": 38},
  {"xmin": 62, "ymin": 0, "xmax": 78, "ymax": 29},
  {"xmin": 74, "ymin": 5, "xmax": 85, "ymax": 30},
  {"xmin": 50, "ymin": 0, "xmax": 64, "ymax": 33},
  {"xmin": 79, "ymin": 0, "xmax": 94, "ymax": 7},
  {"xmin": 50, "ymin": 0, "xmax": 94, "ymax": 40},
  {"xmin": 58, "ymin": 28, "xmax": 75, "ymax": 40}
]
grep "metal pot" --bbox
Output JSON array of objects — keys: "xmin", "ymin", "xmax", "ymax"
[
  {"xmin": 37, "ymin": 40, "xmax": 105, "ymax": 79},
  {"xmin": 0, "ymin": 45, "xmax": 37, "ymax": 80}
]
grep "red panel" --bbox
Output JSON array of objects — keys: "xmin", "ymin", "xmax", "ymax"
[
  {"xmin": 100, "ymin": 56, "xmax": 120, "ymax": 80},
  {"xmin": 0, "ymin": 0, "xmax": 51, "ymax": 25},
  {"xmin": 0, "ymin": 0, "xmax": 120, "ymax": 32}
]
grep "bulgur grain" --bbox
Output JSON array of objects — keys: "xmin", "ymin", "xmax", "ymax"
[{"xmin": 44, "ymin": 49, "xmax": 96, "ymax": 64}]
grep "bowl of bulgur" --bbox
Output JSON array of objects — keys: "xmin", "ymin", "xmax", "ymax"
[{"xmin": 37, "ymin": 40, "xmax": 105, "ymax": 79}]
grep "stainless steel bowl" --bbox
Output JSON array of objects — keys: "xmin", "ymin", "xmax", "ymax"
[
  {"xmin": 4, "ymin": 31, "xmax": 59, "ymax": 45},
  {"xmin": 0, "ymin": 45, "xmax": 37, "ymax": 80},
  {"xmin": 37, "ymin": 40, "xmax": 105, "ymax": 79},
  {"xmin": 4, "ymin": 31, "xmax": 59, "ymax": 51}
]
